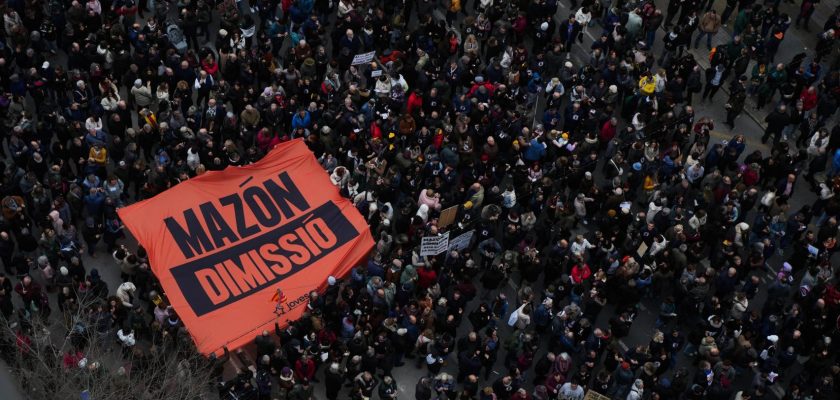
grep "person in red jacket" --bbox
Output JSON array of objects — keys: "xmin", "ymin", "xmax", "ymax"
[
  {"xmin": 599, "ymin": 117, "xmax": 618, "ymax": 147},
  {"xmin": 466, "ymin": 76, "xmax": 496, "ymax": 98},
  {"xmin": 406, "ymin": 90, "xmax": 424, "ymax": 115},
  {"xmin": 417, "ymin": 264, "xmax": 438, "ymax": 290},
  {"xmin": 570, "ymin": 262, "xmax": 592, "ymax": 285},
  {"xmin": 294, "ymin": 354, "xmax": 317, "ymax": 382},
  {"xmin": 800, "ymin": 85, "xmax": 818, "ymax": 112},
  {"xmin": 369, "ymin": 119, "xmax": 383, "ymax": 140},
  {"xmin": 256, "ymin": 128, "xmax": 281, "ymax": 152}
]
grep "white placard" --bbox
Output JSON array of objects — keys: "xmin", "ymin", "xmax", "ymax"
[
  {"xmin": 420, "ymin": 232, "xmax": 450, "ymax": 256},
  {"xmin": 448, "ymin": 230, "xmax": 474, "ymax": 251},
  {"xmin": 351, "ymin": 51, "xmax": 376, "ymax": 65}
]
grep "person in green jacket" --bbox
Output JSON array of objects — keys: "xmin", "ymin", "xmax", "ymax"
[
  {"xmin": 724, "ymin": 35, "xmax": 746, "ymax": 62},
  {"xmin": 766, "ymin": 63, "xmax": 788, "ymax": 95},
  {"xmin": 750, "ymin": 59, "xmax": 769, "ymax": 95},
  {"xmin": 733, "ymin": 6, "xmax": 753, "ymax": 37}
]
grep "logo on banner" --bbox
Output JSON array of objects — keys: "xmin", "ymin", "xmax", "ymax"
[{"xmin": 272, "ymin": 288, "xmax": 287, "ymax": 315}]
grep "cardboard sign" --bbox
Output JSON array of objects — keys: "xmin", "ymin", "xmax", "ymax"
[
  {"xmin": 437, "ymin": 205, "xmax": 459, "ymax": 228},
  {"xmin": 118, "ymin": 140, "xmax": 373, "ymax": 355},
  {"xmin": 420, "ymin": 232, "xmax": 450, "ymax": 256}
]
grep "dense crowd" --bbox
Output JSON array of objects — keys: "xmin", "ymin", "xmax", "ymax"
[{"xmin": 2, "ymin": 0, "xmax": 840, "ymax": 399}]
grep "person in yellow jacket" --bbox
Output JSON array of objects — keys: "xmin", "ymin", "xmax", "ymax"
[
  {"xmin": 88, "ymin": 144, "xmax": 108, "ymax": 179},
  {"xmin": 638, "ymin": 72, "xmax": 657, "ymax": 96},
  {"xmin": 445, "ymin": 0, "xmax": 462, "ymax": 27}
]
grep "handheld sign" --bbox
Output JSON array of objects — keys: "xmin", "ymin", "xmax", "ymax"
[{"xmin": 351, "ymin": 51, "xmax": 376, "ymax": 65}]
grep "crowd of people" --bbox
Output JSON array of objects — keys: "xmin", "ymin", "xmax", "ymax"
[{"xmin": 2, "ymin": 0, "xmax": 840, "ymax": 399}]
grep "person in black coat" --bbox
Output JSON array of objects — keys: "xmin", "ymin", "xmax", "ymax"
[
  {"xmin": 725, "ymin": 77, "xmax": 748, "ymax": 128},
  {"xmin": 457, "ymin": 349, "xmax": 483, "ymax": 382},
  {"xmin": 702, "ymin": 63, "xmax": 729, "ymax": 101},
  {"xmin": 0, "ymin": 273, "xmax": 12, "ymax": 319},
  {"xmin": 415, "ymin": 376, "xmax": 433, "ymax": 400},
  {"xmin": 762, "ymin": 104, "xmax": 791, "ymax": 145},
  {"xmin": 324, "ymin": 362, "xmax": 344, "ymax": 400},
  {"xmin": 557, "ymin": 15, "xmax": 582, "ymax": 56}
]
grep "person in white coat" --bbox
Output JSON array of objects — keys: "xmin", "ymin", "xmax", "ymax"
[
  {"xmin": 116, "ymin": 282, "xmax": 136, "ymax": 308},
  {"xmin": 575, "ymin": 7, "xmax": 592, "ymax": 36},
  {"xmin": 626, "ymin": 379, "xmax": 644, "ymax": 400}
]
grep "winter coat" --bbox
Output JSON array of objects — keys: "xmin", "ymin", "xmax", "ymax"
[
  {"xmin": 700, "ymin": 11, "xmax": 722, "ymax": 33},
  {"xmin": 116, "ymin": 282, "xmax": 137, "ymax": 307}
]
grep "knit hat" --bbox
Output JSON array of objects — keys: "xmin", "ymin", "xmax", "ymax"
[{"xmin": 280, "ymin": 367, "xmax": 293, "ymax": 381}]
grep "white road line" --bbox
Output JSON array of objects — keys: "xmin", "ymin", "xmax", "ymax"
[
  {"xmin": 618, "ymin": 339, "xmax": 629, "ymax": 351},
  {"xmin": 769, "ymin": 384, "xmax": 785, "ymax": 398}
]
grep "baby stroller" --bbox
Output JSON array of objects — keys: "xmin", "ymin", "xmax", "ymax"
[{"xmin": 166, "ymin": 22, "xmax": 188, "ymax": 54}]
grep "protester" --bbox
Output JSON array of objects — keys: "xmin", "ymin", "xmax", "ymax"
[{"xmin": 0, "ymin": 1, "xmax": 839, "ymax": 400}]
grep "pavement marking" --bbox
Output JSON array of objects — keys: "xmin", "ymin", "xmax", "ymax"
[
  {"xmin": 617, "ymin": 340, "xmax": 629, "ymax": 352},
  {"xmin": 769, "ymin": 383, "xmax": 785, "ymax": 398}
]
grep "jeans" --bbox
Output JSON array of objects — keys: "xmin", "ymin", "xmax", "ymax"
[
  {"xmin": 796, "ymin": 8, "xmax": 815, "ymax": 26},
  {"xmin": 646, "ymin": 30, "xmax": 656, "ymax": 49},
  {"xmin": 694, "ymin": 31, "xmax": 715, "ymax": 49},
  {"xmin": 702, "ymin": 83, "xmax": 721, "ymax": 100}
]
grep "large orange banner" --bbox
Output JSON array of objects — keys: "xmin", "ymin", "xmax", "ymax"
[{"xmin": 118, "ymin": 139, "xmax": 374, "ymax": 355}]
